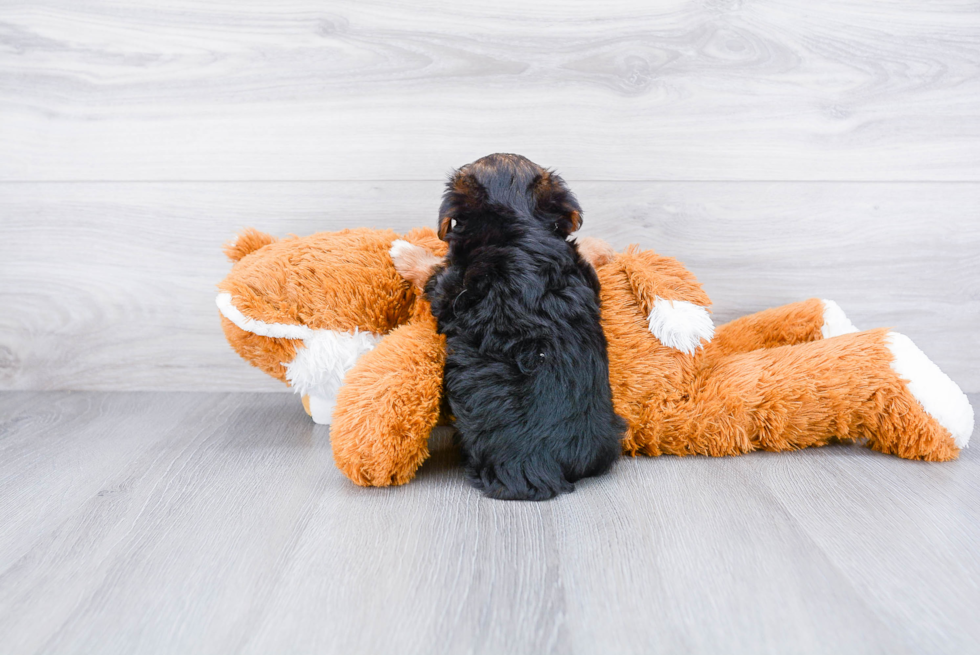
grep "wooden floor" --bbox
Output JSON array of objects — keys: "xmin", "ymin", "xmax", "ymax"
[{"xmin": 1, "ymin": 391, "xmax": 978, "ymax": 654}]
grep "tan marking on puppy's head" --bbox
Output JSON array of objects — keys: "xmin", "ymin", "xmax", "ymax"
[
  {"xmin": 438, "ymin": 170, "xmax": 486, "ymax": 240},
  {"xmin": 533, "ymin": 170, "xmax": 583, "ymax": 235}
]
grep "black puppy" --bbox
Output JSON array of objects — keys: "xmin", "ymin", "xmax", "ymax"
[{"xmin": 424, "ymin": 153, "xmax": 625, "ymax": 501}]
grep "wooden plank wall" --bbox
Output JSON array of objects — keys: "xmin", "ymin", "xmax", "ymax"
[{"xmin": 1, "ymin": 0, "xmax": 978, "ymax": 392}]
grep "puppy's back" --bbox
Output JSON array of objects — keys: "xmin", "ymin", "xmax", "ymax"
[
  {"xmin": 427, "ymin": 153, "xmax": 625, "ymax": 500},
  {"xmin": 434, "ymin": 235, "xmax": 624, "ymax": 500}
]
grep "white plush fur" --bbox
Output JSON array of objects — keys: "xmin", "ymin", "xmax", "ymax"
[
  {"xmin": 389, "ymin": 239, "xmax": 417, "ymax": 260},
  {"xmin": 647, "ymin": 297, "xmax": 714, "ymax": 355},
  {"xmin": 820, "ymin": 299, "xmax": 859, "ymax": 338},
  {"xmin": 217, "ymin": 292, "xmax": 382, "ymax": 424},
  {"xmin": 886, "ymin": 332, "xmax": 975, "ymax": 448},
  {"xmin": 216, "ymin": 292, "xmax": 314, "ymax": 340},
  {"xmin": 284, "ymin": 328, "xmax": 382, "ymax": 398}
]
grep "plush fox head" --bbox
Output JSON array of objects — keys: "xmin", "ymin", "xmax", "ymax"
[{"xmin": 216, "ymin": 227, "xmax": 446, "ymax": 423}]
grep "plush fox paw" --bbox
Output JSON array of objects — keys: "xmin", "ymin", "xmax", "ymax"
[
  {"xmin": 887, "ymin": 332, "xmax": 974, "ymax": 448},
  {"xmin": 301, "ymin": 393, "xmax": 337, "ymax": 425}
]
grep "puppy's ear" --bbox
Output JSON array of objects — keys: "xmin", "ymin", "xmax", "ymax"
[
  {"xmin": 438, "ymin": 170, "xmax": 483, "ymax": 240},
  {"xmin": 534, "ymin": 171, "xmax": 582, "ymax": 236}
]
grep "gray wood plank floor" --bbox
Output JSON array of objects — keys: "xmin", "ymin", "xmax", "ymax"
[{"xmin": 1, "ymin": 391, "xmax": 978, "ymax": 655}]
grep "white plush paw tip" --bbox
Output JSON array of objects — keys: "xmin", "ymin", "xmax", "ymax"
[
  {"xmin": 307, "ymin": 393, "xmax": 337, "ymax": 425},
  {"xmin": 821, "ymin": 299, "xmax": 859, "ymax": 338},
  {"xmin": 886, "ymin": 332, "xmax": 974, "ymax": 448},
  {"xmin": 648, "ymin": 297, "xmax": 714, "ymax": 355}
]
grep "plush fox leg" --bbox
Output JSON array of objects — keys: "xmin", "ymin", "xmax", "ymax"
[
  {"xmin": 330, "ymin": 301, "xmax": 446, "ymax": 486},
  {"xmin": 703, "ymin": 299, "xmax": 858, "ymax": 363},
  {"xmin": 641, "ymin": 328, "xmax": 973, "ymax": 461}
]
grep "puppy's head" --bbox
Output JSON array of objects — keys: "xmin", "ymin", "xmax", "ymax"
[{"xmin": 438, "ymin": 153, "xmax": 582, "ymax": 242}]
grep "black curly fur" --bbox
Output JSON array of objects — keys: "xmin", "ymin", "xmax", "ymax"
[{"xmin": 425, "ymin": 154, "xmax": 625, "ymax": 501}]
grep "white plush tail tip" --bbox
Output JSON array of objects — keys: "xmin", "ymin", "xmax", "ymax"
[
  {"xmin": 820, "ymin": 299, "xmax": 859, "ymax": 338},
  {"xmin": 886, "ymin": 332, "xmax": 974, "ymax": 448},
  {"xmin": 647, "ymin": 298, "xmax": 714, "ymax": 355},
  {"xmin": 216, "ymin": 292, "xmax": 313, "ymax": 340}
]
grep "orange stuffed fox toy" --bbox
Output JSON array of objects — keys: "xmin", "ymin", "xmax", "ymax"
[{"xmin": 217, "ymin": 228, "xmax": 974, "ymax": 487}]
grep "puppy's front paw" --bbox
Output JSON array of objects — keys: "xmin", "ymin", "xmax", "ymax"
[
  {"xmin": 390, "ymin": 239, "xmax": 442, "ymax": 291},
  {"xmin": 648, "ymin": 297, "xmax": 714, "ymax": 355}
]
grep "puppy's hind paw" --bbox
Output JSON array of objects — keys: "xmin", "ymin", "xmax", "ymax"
[{"xmin": 468, "ymin": 462, "xmax": 573, "ymax": 501}]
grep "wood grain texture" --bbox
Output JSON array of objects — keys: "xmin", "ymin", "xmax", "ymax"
[
  {"xmin": 0, "ymin": 391, "xmax": 977, "ymax": 654},
  {"xmin": 1, "ymin": 0, "xmax": 979, "ymax": 180},
  {"xmin": 1, "ymin": 181, "xmax": 977, "ymax": 392},
  {"xmin": 4, "ymin": 3, "xmax": 977, "ymax": 650}
]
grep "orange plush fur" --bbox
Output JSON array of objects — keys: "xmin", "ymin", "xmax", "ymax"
[
  {"xmin": 595, "ymin": 258, "xmax": 958, "ymax": 461},
  {"xmin": 218, "ymin": 226, "xmax": 445, "ymax": 399},
  {"xmin": 218, "ymin": 228, "xmax": 972, "ymax": 487},
  {"xmin": 331, "ymin": 297, "xmax": 447, "ymax": 485},
  {"xmin": 220, "ymin": 227, "xmax": 444, "ymax": 334}
]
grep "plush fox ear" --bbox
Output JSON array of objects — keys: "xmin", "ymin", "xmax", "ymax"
[
  {"xmin": 575, "ymin": 236, "xmax": 616, "ymax": 268},
  {"xmin": 534, "ymin": 171, "xmax": 583, "ymax": 236},
  {"xmin": 224, "ymin": 228, "xmax": 276, "ymax": 262},
  {"xmin": 390, "ymin": 240, "xmax": 443, "ymax": 292}
]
